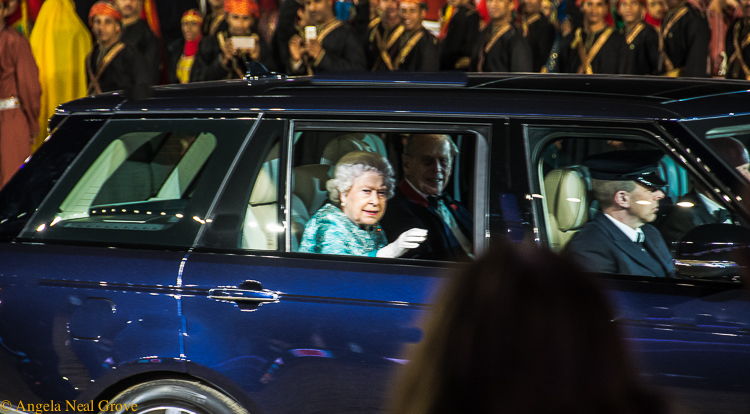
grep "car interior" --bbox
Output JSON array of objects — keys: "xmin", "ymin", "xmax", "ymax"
[
  {"xmin": 242, "ymin": 130, "xmax": 477, "ymax": 254},
  {"xmin": 539, "ymin": 137, "xmax": 694, "ymax": 253}
]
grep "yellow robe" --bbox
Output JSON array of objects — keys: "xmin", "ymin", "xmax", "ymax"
[{"xmin": 29, "ymin": 0, "xmax": 92, "ymax": 151}]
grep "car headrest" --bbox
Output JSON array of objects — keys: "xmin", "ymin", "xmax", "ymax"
[
  {"xmin": 544, "ymin": 166, "xmax": 589, "ymax": 232},
  {"xmin": 321, "ymin": 133, "xmax": 386, "ymax": 165},
  {"xmin": 250, "ymin": 167, "xmax": 277, "ymax": 205},
  {"xmin": 293, "ymin": 164, "xmax": 332, "ymax": 216}
]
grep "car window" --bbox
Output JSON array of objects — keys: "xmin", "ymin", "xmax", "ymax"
[
  {"xmin": 196, "ymin": 120, "xmax": 489, "ymax": 260},
  {"xmin": 287, "ymin": 126, "xmax": 483, "ymax": 261},
  {"xmin": 0, "ymin": 115, "xmax": 107, "ymax": 241},
  {"xmin": 528, "ymin": 125, "xmax": 747, "ymax": 283},
  {"xmin": 23, "ymin": 119, "xmax": 254, "ymax": 248}
]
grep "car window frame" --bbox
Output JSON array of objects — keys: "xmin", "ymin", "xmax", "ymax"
[
  {"xmin": 519, "ymin": 117, "xmax": 748, "ymax": 287},
  {"xmin": 286, "ymin": 119, "xmax": 492, "ymax": 260}
]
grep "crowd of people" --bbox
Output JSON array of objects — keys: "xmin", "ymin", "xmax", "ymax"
[{"xmin": 2, "ymin": 0, "xmax": 750, "ymax": 181}]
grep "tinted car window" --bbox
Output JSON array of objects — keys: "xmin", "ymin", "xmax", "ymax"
[
  {"xmin": 288, "ymin": 126, "xmax": 484, "ymax": 260},
  {"xmin": 22, "ymin": 119, "xmax": 255, "ymax": 248},
  {"xmin": 0, "ymin": 116, "xmax": 107, "ymax": 241},
  {"xmin": 528, "ymin": 125, "xmax": 748, "ymax": 282}
]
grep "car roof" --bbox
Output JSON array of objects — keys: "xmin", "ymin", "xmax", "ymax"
[{"xmin": 57, "ymin": 73, "xmax": 750, "ymax": 121}]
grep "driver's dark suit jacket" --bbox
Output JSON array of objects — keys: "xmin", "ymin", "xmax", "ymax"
[{"xmin": 565, "ymin": 212, "xmax": 674, "ymax": 277}]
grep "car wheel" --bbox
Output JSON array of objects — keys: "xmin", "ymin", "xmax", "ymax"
[{"xmin": 99, "ymin": 379, "xmax": 249, "ymax": 414}]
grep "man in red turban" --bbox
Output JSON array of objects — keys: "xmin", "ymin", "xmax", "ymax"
[
  {"xmin": 85, "ymin": 1, "xmax": 150, "ymax": 98},
  {"xmin": 191, "ymin": 0, "xmax": 276, "ymax": 81}
]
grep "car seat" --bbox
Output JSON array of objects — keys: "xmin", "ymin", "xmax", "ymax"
[
  {"xmin": 241, "ymin": 167, "xmax": 279, "ymax": 250},
  {"xmin": 543, "ymin": 166, "xmax": 590, "ymax": 252}
]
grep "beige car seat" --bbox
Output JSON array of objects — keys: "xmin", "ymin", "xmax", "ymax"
[{"xmin": 543, "ymin": 166, "xmax": 590, "ymax": 251}]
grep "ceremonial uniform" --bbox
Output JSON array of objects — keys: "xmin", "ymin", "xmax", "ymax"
[
  {"xmin": 85, "ymin": 42, "xmax": 150, "ymax": 99},
  {"xmin": 392, "ymin": 26, "xmax": 440, "ymax": 71},
  {"xmin": 725, "ymin": 18, "xmax": 750, "ymax": 80},
  {"xmin": 622, "ymin": 22, "xmax": 661, "ymax": 75},
  {"xmin": 121, "ymin": 19, "xmax": 161, "ymax": 85},
  {"xmin": 660, "ymin": 3, "xmax": 710, "ymax": 77},
  {"xmin": 559, "ymin": 26, "xmax": 631, "ymax": 74},
  {"xmin": 287, "ymin": 19, "xmax": 367, "ymax": 74},
  {"xmin": 271, "ymin": 0, "xmax": 302, "ymax": 74},
  {"xmin": 0, "ymin": 25, "xmax": 40, "ymax": 187},
  {"xmin": 203, "ymin": 11, "xmax": 229, "ymax": 37},
  {"xmin": 365, "ymin": 18, "xmax": 405, "ymax": 70},
  {"xmin": 471, "ymin": 22, "xmax": 533, "ymax": 72},
  {"xmin": 522, "ymin": 13, "xmax": 556, "ymax": 72},
  {"xmin": 166, "ymin": 9, "xmax": 202, "ymax": 85},
  {"xmin": 191, "ymin": 31, "xmax": 275, "ymax": 81},
  {"xmin": 167, "ymin": 38, "xmax": 200, "ymax": 84},
  {"xmin": 439, "ymin": 3, "xmax": 481, "ymax": 70}
]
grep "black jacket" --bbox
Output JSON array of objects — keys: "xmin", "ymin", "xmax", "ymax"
[
  {"xmin": 523, "ymin": 13, "xmax": 556, "ymax": 72},
  {"xmin": 559, "ymin": 27, "xmax": 631, "ymax": 74},
  {"xmin": 622, "ymin": 23, "xmax": 661, "ymax": 75},
  {"xmin": 190, "ymin": 32, "xmax": 275, "ymax": 82},
  {"xmin": 565, "ymin": 212, "xmax": 674, "ymax": 278},
  {"xmin": 380, "ymin": 181, "xmax": 473, "ymax": 261},
  {"xmin": 660, "ymin": 3, "xmax": 710, "ymax": 77},
  {"xmin": 86, "ymin": 42, "xmax": 151, "ymax": 100},
  {"xmin": 471, "ymin": 22, "xmax": 533, "ymax": 72},
  {"xmin": 439, "ymin": 4, "xmax": 480, "ymax": 70},
  {"xmin": 121, "ymin": 19, "xmax": 161, "ymax": 86},
  {"xmin": 725, "ymin": 18, "xmax": 750, "ymax": 80},
  {"xmin": 394, "ymin": 27, "xmax": 440, "ymax": 71}
]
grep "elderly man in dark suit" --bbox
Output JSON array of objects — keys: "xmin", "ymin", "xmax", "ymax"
[
  {"xmin": 565, "ymin": 150, "xmax": 674, "ymax": 277},
  {"xmin": 380, "ymin": 134, "xmax": 473, "ymax": 261}
]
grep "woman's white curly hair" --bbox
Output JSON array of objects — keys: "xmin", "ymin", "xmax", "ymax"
[{"xmin": 326, "ymin": 151, "xmax": 395, "ymax": 205}]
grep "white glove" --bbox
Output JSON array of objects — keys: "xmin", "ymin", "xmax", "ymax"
[{"xmin": 377, "ymin": 228, "xmax": 428, "ymax": 258}]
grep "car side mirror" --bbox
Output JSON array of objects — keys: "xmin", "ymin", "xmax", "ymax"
[{"xmin": 673, "ymin": 223, "xmax": 750, "ymax": 282}]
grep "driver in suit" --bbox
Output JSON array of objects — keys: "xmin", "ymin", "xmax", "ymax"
[{"xmin": 565, "ymin": 150, "xmax": 674, "ymax": 277}]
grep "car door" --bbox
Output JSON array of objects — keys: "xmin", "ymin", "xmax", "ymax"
[
  {"xmin": 180, "ymin": 117, "xmax": 491, "ymax": 414},
  {"xmin": 0, "ymin": 116, "xmax": 255, "ymax": 404},
  {"xmin": 518, "ymin": 118, "xmax": 750, "ymax": 414}
]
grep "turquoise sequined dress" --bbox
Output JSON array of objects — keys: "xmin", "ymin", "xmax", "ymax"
[{"xmin": 299, "ymin": 204, "xmax": 388, "ymax": 256}]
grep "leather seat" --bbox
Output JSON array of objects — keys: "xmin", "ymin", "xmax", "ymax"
[{"xmin": 543, "ymin": 166, "xmax": 590, "ymax": 251}]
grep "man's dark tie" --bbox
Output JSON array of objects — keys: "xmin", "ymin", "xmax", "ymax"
[
  {"xmin": 636, "ymin": 232, "xmax": 645, "ymax": 244},
  {"xmin": 427, "ymin": 195, "xmax": 448, "ymax": 209}
]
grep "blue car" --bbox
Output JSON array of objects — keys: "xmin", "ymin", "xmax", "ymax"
[{"xmin": 0, "ymin": 72, "xmax": 749, "ymax": 414}]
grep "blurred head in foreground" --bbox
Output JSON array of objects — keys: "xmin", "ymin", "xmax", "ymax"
[{"xmin": 389, "ymin": 242, "xmax": 667, "ymax": 414}]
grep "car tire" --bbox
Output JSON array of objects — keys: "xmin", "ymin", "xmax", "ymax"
[{"xmin": 99, "ymin": 379, "xmax": 250, "ymax": 414}]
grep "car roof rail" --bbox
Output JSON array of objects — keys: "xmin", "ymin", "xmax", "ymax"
[
  {"xmin": 309, "ymin": 71, "xmax": 467, "ymax": 88},
  {"xmin": 244, "ymin": 61, "xmax": 288, "ymax": 82}
]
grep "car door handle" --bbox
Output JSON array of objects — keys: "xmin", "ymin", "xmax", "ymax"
[
  {"xmin": 208, "ymin": 280, "xmax": 280, "ymax": 305},
  {"xmin": 208, "ymin": 288, "xmax": 279, "ymax": 303}
]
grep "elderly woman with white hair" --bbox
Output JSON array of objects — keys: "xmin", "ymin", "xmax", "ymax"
[{"xmin": 299, "ymin": 151, "xmax": 428, "ymax": 257}]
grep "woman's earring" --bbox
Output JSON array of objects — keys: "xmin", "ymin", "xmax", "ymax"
[{"xmin": 341, "ymin": 202, "xmax": 346, "ymax": 208}]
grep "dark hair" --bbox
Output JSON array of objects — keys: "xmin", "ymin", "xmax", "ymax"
[
  {"xmin": 708, "ymin": 137, "xmax": 750, "ymax": 168},
  {"xmin": 389, "ymin": 242, "xmax": 667, "ymax": 414}
]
